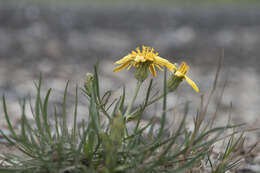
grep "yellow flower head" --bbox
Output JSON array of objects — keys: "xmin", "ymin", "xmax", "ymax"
[
  {"xmin": 174, "ymin": 62, "xmax": 199, "ymax": 92},
  {"xmin": 113, "ymin": 46, "xmax": 176, "ymax": 78}
]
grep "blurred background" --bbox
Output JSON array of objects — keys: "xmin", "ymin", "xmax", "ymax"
[{"xmin": 0, "ymin": 0, "xmax": 260, "ymax": 146}]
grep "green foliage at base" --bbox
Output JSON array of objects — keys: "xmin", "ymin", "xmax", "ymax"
[{"xmin": 0, "ymin": 65, "xmax": 244, "ymax": 173}]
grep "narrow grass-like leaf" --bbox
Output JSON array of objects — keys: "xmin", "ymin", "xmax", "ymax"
[
  {"xmin": 193, "ymin": 124, "xmax": 244, "ymax": 145},
  {"xmin": 222, "ymin": 134, "xmax": 234, "ymax": 160},
  {"xmin": 77, "ymin": 124, "xmax": 89, "ymax": 156},
  {"xmin": 2, "ymin": 95, "xmax": 18, "ymax": 139},
  {"xmin": 101, "ymin": 90, "xmax": 112, "ymax": 107},
  {"xmin": 34, "ymin": 78, "xmax": 43, "ymax": 136},
  {"xmin": 126, "ymin": 117, "xmax": 154, "ymax": 140},
  {"xmin": 207, "ymin": 154, "xmax": 214, "ymax": 171},
  {"xmin": 119, "ymin": 86, "xmax": 125, "ymax": 112},
  {"xmin": 225, "ymin": 159, "xmax": 242, "ymax": 171},
  {"xmin": 166, "ymin": 151, "xmax": 205, "ymax": 173},
  {"xmin": 42, "ymin": 88, "xmax": 52, "ymax": 139},
  {"xmin": 89, "ymin": 87, "xmax": 100, "ymax": 133},
  {"xmin": 20, "ymin": 98, "xmax": 28, "ymax": 141},
  {"xmin": 111, "ymin": 98, "xmax": 121, "ymax": 118},
  {"xmin": 62, "ymin": 81, "xmax": 69, "ymax": 137},
  {"xmin": 0, "ymin": 131, "xmax": 35, "ymax": 158},
  {"xmin": 72, "ymin": 86, "xmax": 78, "ymax": 144},
  {"xmin": 94, "ymin": 64, "xmax": 101, "ymax": 101},
  {"xmin": 191, "ymin": 130, "xmax": 224, "ymax": 151},
  {"xmin": 105, "ymin": 98, "xmax": 118, "ymax": 112},
  {"xmin": 54, "ymin": 106, "xmax": 60, "ymax": 141},
  {"xmin": 92, "ymin": 66, "xmax": 112, "ymax": 122}
]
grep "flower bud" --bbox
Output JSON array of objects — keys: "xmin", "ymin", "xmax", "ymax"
[
  {"xmin": 167, "ymin": 62, "xmax": 199, "ymax": 93},
  {"xmin": 167, "ymin": 74, "xmax": 183, "ymax": 92},
  {"xmin": 84, "ymin": 73, "xmax": 94, "ymax": 96}
]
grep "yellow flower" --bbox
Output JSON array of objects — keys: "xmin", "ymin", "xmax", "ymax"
[
  {"xmin": 113, "ymin": 46, "xmax": 176, "ymax": 78},
  {"xmin": 174, "ymin": 62, "xmax": 199, "ymax": 92}
]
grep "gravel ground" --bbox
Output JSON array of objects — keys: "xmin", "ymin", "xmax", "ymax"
[{"xmin": 0, "ymin": 3, "xmax": 260, "ymax": 172}]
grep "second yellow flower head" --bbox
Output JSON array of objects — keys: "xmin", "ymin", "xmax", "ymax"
[{"xmin": 173, "ymin": 62, "xmax": 199, "ymax": 92}]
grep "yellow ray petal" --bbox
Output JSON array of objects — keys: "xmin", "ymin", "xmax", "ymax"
[
  {"xmin": 114, "ymin": 54, "xmax": 134, "ymax": 64},
  {"xmin": 113, "ymin": 62, "xmax": 130, "ymax": 72},
  {"xmin": 179, "ymin": 62, "xmax": 189, "ymax": 75},
  {"xmin": 127, "ymin": 64, "xmax": 133, "ymax": 70},
  {"xmin": 153, "ymin": 56, "xmax": 169, "ymax": 65},
  {"xmin": 184, "ymin": 75, "xmax": 199, "ymax": 92},
  {"xmin": 154, "ymin": 56, "xmax": 177, "ymax": 72},
  {"xmin": 149, "ymin": 64, "xmax": 157, "ymax": 77},
  {"xmin": 166, "ymin": 63, "xmax": 177, "ymax": 72},
  {"xmin": 155, "ymin": 64, "xmax": 163, "ymax": 71}
]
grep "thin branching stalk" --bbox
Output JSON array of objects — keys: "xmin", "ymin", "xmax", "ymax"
[{"xmin": 125, "ymin": 80, "xmax": 142, "ymax": 116}]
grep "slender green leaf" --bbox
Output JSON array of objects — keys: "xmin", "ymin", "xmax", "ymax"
[
  {"xmin": 42, "ymin": 88, "xmax": 52, "ymax": 139},
  {"xmin": 119, "ymin": 86, "xmax": 125, "ymax": 112},
  {"xmin": 73, "ymin": 86, "xmax": 78, "ymax": 143},
  {"xmin": 2, "ymin": 95, "xmax": 18, "ymax": 139}
]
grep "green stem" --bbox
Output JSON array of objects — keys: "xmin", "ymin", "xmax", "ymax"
[
  {"xmin": 125, "ymin": 80, "xmax": 142, "ymax": 116},
  {"xmin": 128, "ymin": 90, "xmax": 169, "ymax": 117},
  {"xmin": 148, "ymin": 94, "xmax": 164, "ymax": 106}
]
